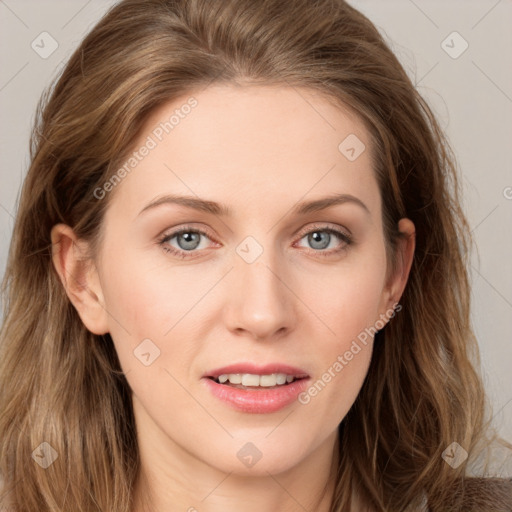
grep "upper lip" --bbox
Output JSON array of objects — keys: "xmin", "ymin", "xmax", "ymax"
[{"xmin": 204, "ymin": 363, "xmax": 310, "ymax": 379}]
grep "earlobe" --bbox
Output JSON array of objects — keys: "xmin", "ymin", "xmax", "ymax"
[{"xmin": 50, "ymin": 224, "xmax": 109, "ymax": 335}]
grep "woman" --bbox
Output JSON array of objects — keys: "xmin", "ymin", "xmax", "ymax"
[{"xmin": 0, "ymin": 0, "xmax": 510, "ymax": 510}]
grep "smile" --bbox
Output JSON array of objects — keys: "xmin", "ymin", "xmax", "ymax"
[{"xmin": 203, "ymin": 363, "xmax": 310, "ymax": 413}]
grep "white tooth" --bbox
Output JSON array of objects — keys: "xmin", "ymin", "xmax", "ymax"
[
  {"xmin": 242, "ymin": 374, "xmax": 260, "ymax": 386},
  {"xmin": 276, "ymin": 373, "xmax": 287, "ymax": 385},
  {"xmin": 228, "ymin": 373, "xmax": 243, "ymax": 384},
  {"xmin": 260, "ymin": 374, "xmax": 278, "ymax": 387},
  {"xmin": 223, "ymin": 373, "xmax": 294, "ymax": 386}
]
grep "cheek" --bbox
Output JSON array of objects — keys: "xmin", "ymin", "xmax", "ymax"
[
  {"xmin": 307, "ymin": 252, "xmax": 387, "ymax": 345},
  {"xmin": 101, "ymin": 242, "xmax": 203, "ymax": 331},
  {"xmin": 297, "ymin": 294, "xmax": 377, "ymax": 430},
  {"xmin": 99, "ymin": 245, "xmax": 220, "ymax": 377},
  {"xmin": 297, "ymin": 250, "xmax": 387, "ymax": 416}
]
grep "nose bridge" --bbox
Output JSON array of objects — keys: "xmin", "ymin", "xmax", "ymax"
[{"xmin": 224, "ymin": 236, "xmax": 295, "ymax": 339}]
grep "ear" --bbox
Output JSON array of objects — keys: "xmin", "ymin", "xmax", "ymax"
[
  {"xmin": 50, "ymin": 224, "xmax": 109, "ymax": 335},
  {"xmin": 379, "ymin": 218, "xmax": 416, "ymax": 315}
]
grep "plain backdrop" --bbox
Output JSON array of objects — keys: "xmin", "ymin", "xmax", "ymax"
[{"xmin": 0, "ymin": 0, "xmax": 511, "ymax": 444}]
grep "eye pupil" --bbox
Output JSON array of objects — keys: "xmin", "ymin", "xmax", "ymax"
[
  {"xmin": 177, "ymin": 232, "xmax": 201, "ymax": 250},
  {"xmin": 308, "ymin": 231, "xmax": 330, "ymax": 250}
]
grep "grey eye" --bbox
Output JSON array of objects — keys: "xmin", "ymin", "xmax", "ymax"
[
  {"xmin": 307, "ymin": 231, "xmax": 331, "ymax": 250},
  {"xmin": 175, "ymin": 231, "xmax": 202, "ymax": 250}
]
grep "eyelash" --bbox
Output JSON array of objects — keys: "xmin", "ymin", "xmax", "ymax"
[{"xmin": 157, "ymin": 223, "xmax": 353, "ymax": 260}]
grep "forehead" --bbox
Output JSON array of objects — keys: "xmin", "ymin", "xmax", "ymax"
[{"xmin": 106, "ymin": 84, "xmax": 380, "ymax": 221}]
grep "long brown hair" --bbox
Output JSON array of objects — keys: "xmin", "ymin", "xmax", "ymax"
[{"xmin": 1, "ymin": 0, "xmax": 510, "ymax": 510}]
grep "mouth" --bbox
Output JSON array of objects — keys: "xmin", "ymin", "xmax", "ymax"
[{"xmin": 202, "ymin": 363, "xmax": 310, "ymax": 413}]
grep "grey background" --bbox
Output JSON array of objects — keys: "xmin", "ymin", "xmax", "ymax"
[{"xmin": 1, "ymin": 1, "xmax": 511, "ymax": 442}]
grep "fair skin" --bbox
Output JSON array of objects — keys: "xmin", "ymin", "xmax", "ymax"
[{"xmin": 51, "ymin": 85, "xmax": 415, "ymax": 512}]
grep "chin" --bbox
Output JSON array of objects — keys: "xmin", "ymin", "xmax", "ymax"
[
  {"xmin": 219, "ymin": 454, "xmax": 303, "ymax": 478},
  {"xmin": 199, "ymin": 434, "xmax": 317, "ymax": 477}
]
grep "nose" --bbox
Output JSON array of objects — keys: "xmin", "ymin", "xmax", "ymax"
[{"xmin": 222, "ymin": 253, "xmax": 297, "ymax": 341}]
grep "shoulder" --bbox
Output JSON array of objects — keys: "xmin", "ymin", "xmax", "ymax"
[
  {"xmin": 446, "ymin": 437, "xmax": 512, "ymax": 510},
  {"xmin": 445, "ymin": 476, "xmax": 512, "ymax": 511}
]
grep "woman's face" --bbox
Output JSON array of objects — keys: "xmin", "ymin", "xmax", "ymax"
[{"xmin": 70, "ymin": 85, "xmax": 412, "ymax": 477}]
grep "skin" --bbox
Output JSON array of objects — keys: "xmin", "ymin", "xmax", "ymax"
[{"xmin": 51, "ymin": 84, "xmax": 415, "ymax": 512}]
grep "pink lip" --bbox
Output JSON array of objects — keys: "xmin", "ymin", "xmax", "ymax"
[
  {"xmin": 202, "ymin": 377, "xmax": 310, "ymax": 414},
  {"xmin": 204, "ymin": 362, "xmax": 309, "ymax": 379},
  {"xmin": 202, "ymin": 362, "xmax": 310, "ymax": 414}
]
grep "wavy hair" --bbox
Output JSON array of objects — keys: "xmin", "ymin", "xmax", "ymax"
[{"xmin": 1, "ymin": 0, "xmax": 510, "ymax": 510}]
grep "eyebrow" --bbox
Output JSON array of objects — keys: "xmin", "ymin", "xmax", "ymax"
[{"xmin": 137, "ymin": 192, "xmax": 370, "ymax": 218}]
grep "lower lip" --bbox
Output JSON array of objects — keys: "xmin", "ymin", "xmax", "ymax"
[{"xmin": 202, "ymin": 377, "xmax": 310, "ymax": 414}]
